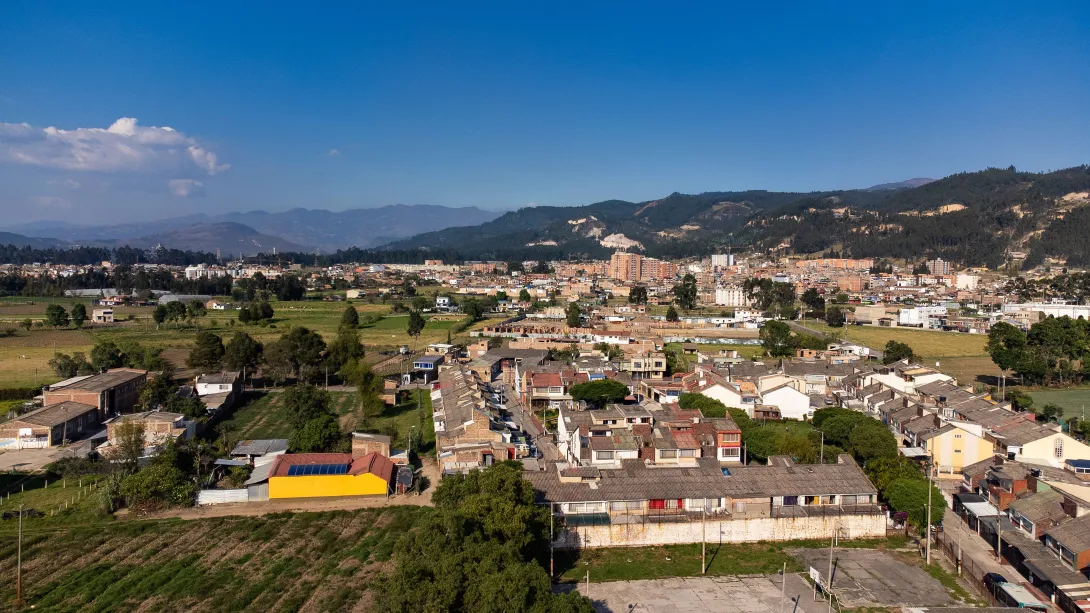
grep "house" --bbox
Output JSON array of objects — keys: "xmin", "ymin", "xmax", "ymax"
[
  {"xmin": 42, "ymin": 368, "xmax": 147, "ymax": 418},
  {"xmin": 528, "ymin": 454, "xmax": 884, "ymax": 549},
  {"xmin": 230, "ymin": 439, "xmax": 289, "ymax": 463},
  {"xmin": 412, "ymin": 355, "xmax": 444, "ymax": 383},
  {"xmin": 433, "ymin": 366, "xmax": 523, "ymax": 473},
  {"xmin": 616, "ymin": 352, "xmax": 667, "ymax": 379},
  {"xmin": 351, "ymin": 432, "xmax": 392, "ymax": 459},
  {"xmin": 919, "ymin": 422, "xmax": 995, "ymax": 476},
  {"xmin": 194, "ymin": 371, "xmax": 242, "ymax": 413},
  {"xmin": 0, "ymin": 401, "xmax": 100, "ymax": 449},
  {"xmin": 91, "ymin": 308, "xmax": 114, "ymax": 324},
  {"xmin": 761, "ymin": 384, "xmax": 813, "ymax": 420},
  {"xmin": 267, "ymin": 452, "xmax": 395, "ymax": 499},
  {"xmin": 99, "ymin": 411, "xmax": 194, "ymax": 457}
]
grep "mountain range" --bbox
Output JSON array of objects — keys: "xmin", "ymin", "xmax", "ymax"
[
  {"xmin": 1, "ymin": 204, "xmax": 502, "ymax": 255},
  {"xmin": 382, "ymin": 166, "xmax": 1090, "ymax": 268}
]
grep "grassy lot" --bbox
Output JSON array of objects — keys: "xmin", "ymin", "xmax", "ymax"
[
  {"xmin": 801, "ymin": 320, "xmax": 989, "ymax": 359},
  {"xmin": 0, "ymin": 473, "xmax": 110, "ymax": 531},
  {"xmin": 215, "ymin": 389, "xmax": 435, "ymax": 451},
  {"xmin": 1025, "ymin": 388, "xmax": 1090, "ymax": 420},
  {"xmin": 0, "ymin": 296, "xmax": 497, "ymax": 389},
  {"xmin": 557, "ymin": 536, "xmax": 906, "ymax": 583},
  {"xmin": 0, "ymin": 506, "xmax": 430, "ymax": 611}
]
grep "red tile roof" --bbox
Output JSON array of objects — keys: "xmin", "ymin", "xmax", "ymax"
[{"xmin": 349, "ymin": 452, "xmax": 396, "ymax": 484}]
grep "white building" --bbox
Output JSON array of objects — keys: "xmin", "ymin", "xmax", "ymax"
[
  {"xmin": 715, "ymin": 286, "xmax": 750, "ymax": 307},
  {"xmin": 711, "ymin": 254, "xmax": 735, "ymax": 268},
  {"xmin": 898, "ymin": 305, "xmax": 947, "ymax": 328},
  {"xmin": 1002, "ymin": 303, "xmax": 1090, "ymax": 321}
]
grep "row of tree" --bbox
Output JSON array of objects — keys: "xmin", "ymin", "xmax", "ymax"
[{"xmin": 988, "ymin": 317, "xmax": 1090, "ymax": 385}]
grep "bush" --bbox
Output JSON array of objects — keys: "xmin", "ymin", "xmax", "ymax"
[
  {"xmin": 0, "ymin": 387, "xmax": 40, "ymax": 401},
  {"xmin": 121, "ymin": 464, "xmax": 197, "ymax": 509}
]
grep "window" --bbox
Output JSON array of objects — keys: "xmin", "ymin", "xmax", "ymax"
[
  {"xmin": 664, "ymin": 499, "xmax": 681, "ymax": 510},
  {"xmin": 567, "ymin": 502, "xmax": 604, "ymax": 513},
  {"xmin": 680, "ymin": 449, "xmax": 697, "ymax": 458},
  {"xmin": 954, "ymin": 449, "xmax": 962, "ymax": 453},
  {"xmin": 954, "ymin": 434, "xmax": 962, "ymax": 439},
  {"xmin": 660, "ymin": 449, "xmax": 678, "ymax": 458},
  {"xmin": 595, "ymin": 451, "xmax": 614, "ymax": 461},
  {"xmin": 721, "ymin": 433, "xmax": 740, "ymax": 443},
  {"xmin": 1056, "ymin": 439, "xmax": 1064, "ymax": 459},
  {"xmin": 610, "ymin": 501, "xmax": 642, "ymax": 511}
]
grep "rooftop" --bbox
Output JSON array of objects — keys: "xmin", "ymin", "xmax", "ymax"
[{"xmin": 48, "ymin": 369, "xmax": 146, "ymax": 393}]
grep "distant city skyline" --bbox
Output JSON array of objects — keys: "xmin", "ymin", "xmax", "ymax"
[{"xmin": 1, "ymin": 2, "xmax": 1088, "ymax": 224}]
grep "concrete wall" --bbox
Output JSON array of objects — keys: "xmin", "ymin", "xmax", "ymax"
[{"xmin": 554, "ymin": 512, "xmax": 886, "ymax": 549}]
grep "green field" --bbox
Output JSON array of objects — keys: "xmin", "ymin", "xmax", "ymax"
[
  {"xmin": 0, "ymin": 296, "xmax": 495, "ymax": 389},
  {"xmin": 801, "ymin": 320, "xmax": 989, "ymax": 359},
  {"xmin": 0, "ymin": 506, "xmax": 429, "ymax": 611},
  {"xmin": 1025, "ymin": 388, "xmax": 1090, "ymax": 420},
  {"xmin": 216, "ymin": 388, "xmax": 434, "ymax": 451}
]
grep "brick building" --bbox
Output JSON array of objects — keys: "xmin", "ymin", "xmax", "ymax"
[{"xmin": 43, "ymin": 369, "xmax": 147, "ymax": 418}]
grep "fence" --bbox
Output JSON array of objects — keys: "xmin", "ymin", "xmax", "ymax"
[
  {"xmin": 935, "ymin": 531, "xmax": 1002, "ymax": 606},
  {"xmin": 196, "ymin": 489, "xmax": 249, "ymax": 505}
]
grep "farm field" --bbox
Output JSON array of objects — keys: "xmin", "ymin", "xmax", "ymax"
[
  {"xmin": 0, "ymin": 506, "xmax": 430, "ymax": 611},
  {"xmin": 0, "ymin": 297, "xmax": 496, "ymax": 389}
]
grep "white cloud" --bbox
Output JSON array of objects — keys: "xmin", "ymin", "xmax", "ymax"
[
  {"xmin": 31, "ymin": 195, "xmax": 70, "ymax": 209},
  {"xmin": 168, "ymin": 178, "xmax": 206, "ymax": 198},
  {"xmin": 0, "ymin": 117, "xmax": 228, "ymax": 176},
  {"xmin": 47, "ymin": 178, "xmax": 82, "ymax": 189},
  {"xmin": 328, "ymin": 148, "xmax": 341, "ymax": 157}
]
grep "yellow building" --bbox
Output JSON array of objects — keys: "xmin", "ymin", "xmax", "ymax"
[
  {"xmin": 920, "ymin": 423, "xmax": 993, "ymax": 476},
  {"xmin": 268, "ymin": 452, "xmax": 394, "ymax": 499}
]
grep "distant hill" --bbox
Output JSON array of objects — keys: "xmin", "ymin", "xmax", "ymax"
[
  {"xmin": 382, "ymin": 165, "xmax": 1090, "ymax": 268},
  {"xmin": 3, "ymin": 204, "xmax": 502, "ymax": 252},
  {"xmin": 0, "ymin": 232, "xmax": 70, "ymax": 250},
  {"xmin": 117, "ymin": 222, "xmax": 311, "ymax": 256},
  {"xmin": 866, "ymin": 178, "xmax": 935, "ymax": 191}
]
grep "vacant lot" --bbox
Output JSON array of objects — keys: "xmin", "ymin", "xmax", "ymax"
[{"xmin": 0, "ymin": 506, "xmax": 429, "ymax": 612}]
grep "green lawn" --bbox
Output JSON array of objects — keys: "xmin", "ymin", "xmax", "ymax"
[
  {"xmin": 0, "ymin": 473, "xmax": 110, "ymax": 533},
  {"xmin": 801, "ymin": 320, "xmax": 989, "ymax": 359},
  {"xmin": 358, "ymin": 389, "xmax": 435, "ymax": 453}
]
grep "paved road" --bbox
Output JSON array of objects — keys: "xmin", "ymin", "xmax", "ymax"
[
  {"xmin": 938, "ymin": 508, "xmax": 1006, "ymax": 579},
  {"xmin": 499, "ymin": 384, "xmax": 561, "ymax": 461}
]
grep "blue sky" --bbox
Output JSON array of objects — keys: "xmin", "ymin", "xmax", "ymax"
[{"xmin": 1, "ymin": 1, "xmax": 1088, "ymax": 224}]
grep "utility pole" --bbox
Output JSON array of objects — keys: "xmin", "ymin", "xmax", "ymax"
[
  {"xmin": 827, "ymin": 526, "xmax": 835, "ymax": 613},
  {"xmin": 926, "ymin": 463, "xmax": 933, "ymax": 565},
  {"xmin": 549, "ymin": 503, "xmax": 554, "ymax": 578},
  {"xmin": 780, "ymin": 561, "xmax": 787, "ymax": 613},
  {"xmin": 820, "ymin": 432, "xmax": 825, "ymax": 464},
  {"xmin": 16, "ymin": 503, "xmax": 24, "ymax": 606},
  {"xmin": 702, "ymin": 502, "xmax": 707, "ymax": 574}
]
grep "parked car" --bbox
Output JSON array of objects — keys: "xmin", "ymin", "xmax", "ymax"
[{"xmin": 983, "ymin": 572, "xmax": 1008, "ymax": 593}]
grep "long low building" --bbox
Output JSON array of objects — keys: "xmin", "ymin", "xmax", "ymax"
[
  {"xmin": 527, "ymin": 454, "xmax": 885, "ymax": 549},
  {"xmin": 0, "ymin": 401, "xmax": 100, "ymax": 449}
]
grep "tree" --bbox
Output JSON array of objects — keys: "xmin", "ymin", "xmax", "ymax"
[
  {"xmin": 987, "ymin": 321, "xmax": 1028, "ymax": 372},
  {"xmin": 406, "ymin": 310, "xmax": 426, "ymax": 341},
  {"xmin": 1039, "ymin": 403, "xmax": 1065, "ymax": 423},
  {"xmin": 801, "ymin": 288, "xmax": 825, "ymax": 312},
  {"xmin": 45, "ymin": 303, "xmax": 69, "ymax": 328},
  {"xmin": 139, "ymin": 371, "xmax": 177, "ymax": 411},
  {"xmin": 237, "ymin": 304, "xmax": 252, "ymax": 324},
  {"xmin": 341, "ymin": 305, "xmax": 360, "ymax": 328},
  {"xmin": 166, "ymin": 395, "xmax": 207, "ymax": 420},
  {"xmin": 882, "ymin": 340, "xmax": 916, "ymax": 364},
  {"xmin": 374, "ymin": 463, "xmax": 593, "ymax": 613},
  {"xmin": 282, "ymin": 384, "xmax": 335, "ymax": 430},
  {"xmin": 223, "ymin": 331, "xmax": 263, "ymax": 375},
  {"xmin": 865, "ymin": 456, "xmax": 925, "ymax": 495},
  {"xmin": 569, "ymin": 380, "xmax": 630, "ymax": 408},
  {"xmin": 594, "ymin": 341, "xmax": 623, "ymax": 361},
  {"xmin": 262, "ymin": 339, "xmax": 295, "ymax": 384},
  {"xmin": 677, "ymin": 393, "xmax": 729, "ymax": 418},
  {"xmin": 113, "ymin": 420, "xmax": 147, "ymax": 474},
  {"xmin": 275, "ymin": 326, "xmax": 327, "ymax": 382},
  {"xmin": 628, "ymin": 286, "xmax": 648, "ymax": 305},
  {"xmin": 532, "ymin": 260, "xmax": 551, "ymax": 274},
  {"xmin": 70, "ymin": 303, "xmax": 87, "ymax": 329},
  {"xmin": 186, "ymin": 300, "xmax": 206, "ymax": 324},
  {"xmin": 848, "ymin": 422, "xmax": 898, "ymax": 464},
  {"xmin": 259, "ymin": 301, "xmax": 274, "ymax": 320},
  {"xmin": 326, "ymin": 325, "xmax": 365, "ymax": 374},
  {"xmin": 887, "ymin": 477, "xmax": 946, "ymax": 529},
  {"xmin": 20, "ymin": 318, "xmax": 33, "ymax": 332},
  {"xmin": 187, "ymin": 331, "xmax": 225, "ymax": 370},
  {"xmin": 672, "ymin": 274, "xmax": 698, "ymax": 310},
  {"xmin": 825, "ymin": 305, "xmax": 846, "ymax": 327},
  {"xmin": 166, "ymin": 300, "xmax": 188, "ymax": 327},
  {"xmin": 518, "ymin": 288, "xmax": 532, "ymax": 302},
  {"xmin": 289, "ymin": 413, "xmax": 344, "ymax": 452},
  {"xmin": 91, "ymin": 340, "xmax": 125, "ymax": 371},
  {"xmin": 565, "ymin": 302, "xmax": 582, "ymax": 328},
  {"xmin": 120, "ymin": 463, "xmax": 196, "ymax": 508},
  {"xmin": 760, "ymin": 320, "xmax": 795, "ymax": 357},
  {"xmin": 495, "ymin": 290, "xmax": 508, "ymax": 301},
  {"xmin": 665, "ymin": 305, "xmax": 680, "ymax": 322},
  {"xmin": 463, "ymin": 298, "xmax": 485, "ymax": 322}
]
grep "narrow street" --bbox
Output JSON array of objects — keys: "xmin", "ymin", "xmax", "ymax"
[
  {"xmin": 937, "ymin": 508, "xmax": 1007, "ymax": 578},
  {"xmin": 498, "ymin": 383, "xmax": 561, "ymax": 461}
]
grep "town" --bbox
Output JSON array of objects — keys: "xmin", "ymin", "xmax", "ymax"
[{"xmin": 4, "ymin": 247, "xmax": 1090, "ymax": 611}]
